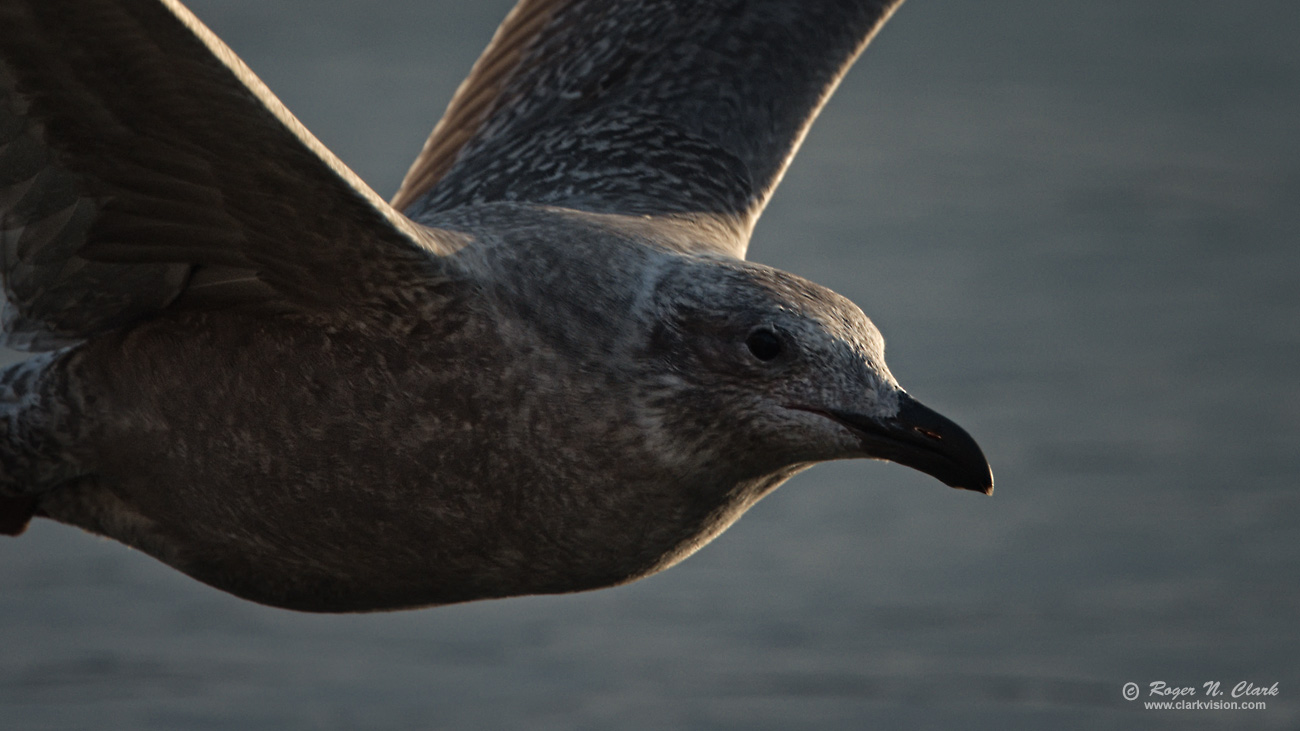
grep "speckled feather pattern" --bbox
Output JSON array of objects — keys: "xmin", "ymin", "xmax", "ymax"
[
  {"xmin": 6, "ymin": 205, "xmax": 902, "ymax": 609},
  {"xmin": 401, "ymin": 0, "xmax": 902, "ymax": 246}
]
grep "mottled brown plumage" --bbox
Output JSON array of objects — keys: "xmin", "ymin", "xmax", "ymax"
[{"xmin": 0, "ymin": 0, "xmax": 991, "ymax": 611}]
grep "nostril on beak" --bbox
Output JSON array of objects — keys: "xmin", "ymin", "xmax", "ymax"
[{"xmin": 913, "ymin": 426, "xmax": 943, "ymax": 441}]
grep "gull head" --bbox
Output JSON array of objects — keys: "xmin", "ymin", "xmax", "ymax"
[{"xmin": 634, "ymin": 255, "xmax": 993, "ymax": 495}]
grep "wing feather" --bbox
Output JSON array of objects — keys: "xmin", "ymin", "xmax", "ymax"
[
  {"xmin": 393, "ymin": 0, "xmax": 903, "ymax": 258},
  {"xmin": 0, "ymin": 0, "xmax": 453, "ymax": 349}
]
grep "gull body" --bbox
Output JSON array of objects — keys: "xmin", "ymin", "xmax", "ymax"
[{"xmin": 0, "ymin": 0, "xmax": 991, "ymax": 611}]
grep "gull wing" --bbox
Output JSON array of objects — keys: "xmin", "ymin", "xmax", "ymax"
[
  {"xmin": 392, "ymin": 0, "xmax": 903, "ymax": 258},
  {"xmin": 0, "ymin": 0, "xmax": 452, "ymax": 349}
]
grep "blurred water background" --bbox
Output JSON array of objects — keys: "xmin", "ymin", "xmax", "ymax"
[{"xmin": 2, "ymin": 0, "xmax": 1298, "ymax": 728}]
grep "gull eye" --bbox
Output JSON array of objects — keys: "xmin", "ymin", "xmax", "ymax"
[{"xmin": 745, "ymin": 329, "xmax": 783, "ymax": 361}]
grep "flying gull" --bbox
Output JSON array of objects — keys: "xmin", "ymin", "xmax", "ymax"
[{"xmin": 0, "ymin": 0, "xmax": 992, "ymax": 611}]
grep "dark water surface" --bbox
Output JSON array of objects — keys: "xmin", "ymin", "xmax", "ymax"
[{"xmin": 3, "ymin": 1, "xmax": 1297, "ymax": 728}]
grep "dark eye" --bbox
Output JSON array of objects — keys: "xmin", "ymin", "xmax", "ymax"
[{"xmin": 745, "ymin": 329, "xmax": 783, "ymax": 361}]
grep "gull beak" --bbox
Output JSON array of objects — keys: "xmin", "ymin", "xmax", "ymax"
[{"xmin": 828, "ymin": 393, "xmax": 994, "ymax": 495}]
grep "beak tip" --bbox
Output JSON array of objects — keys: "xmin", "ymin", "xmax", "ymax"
[
  {"xmin": 950, "ymin": 471, "xmax": 993, "ymax": 496},
  {"xmin": 826, "ymin": 395, "xmax": 994, "ymax": 498},
  {"xmin": 895, "ymin": 394, "xmax": 994, "ymax": 497}
]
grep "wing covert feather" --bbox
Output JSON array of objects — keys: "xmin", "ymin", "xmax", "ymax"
[{"xmin": 394, "ymin": 0, "xmax": 903, "ymax": 257}]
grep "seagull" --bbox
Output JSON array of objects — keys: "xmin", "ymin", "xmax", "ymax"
[{"xmin": 0, "ymin": 0, "xmax": 991, "ymax": 612}]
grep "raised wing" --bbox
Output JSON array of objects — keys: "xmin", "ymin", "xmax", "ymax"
[
  {"xmin": 392, "ymin": 0, "xmax": 903, "ymax": 258},
  {"xmin": 0, "ymin": 0, "xmax": 450, "ymax": 349}
]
